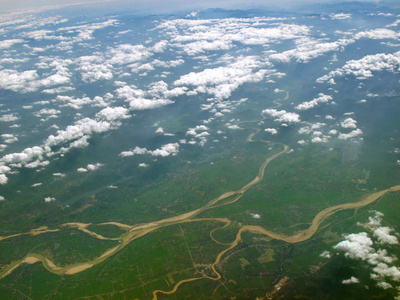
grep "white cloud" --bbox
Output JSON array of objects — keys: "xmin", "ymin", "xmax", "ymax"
[
  {"xmin": 0, "ymin": 114, "xmax": 19, "ymax": 122},
  {"xmin": 338, "ymin": 129, "xmax": 363, "ymax": 140},
  {"xmin": 368, "ymin": 211, "xmax": 384, "ymax": 227},
  {"xmin": 76, "ymin": 163, "xmax": 103, "ymax": 173},
  {"xmin": 45, "ymin": 118, "xmax": 111, "ymax": 147},
  {"xmin": 269, "ymin": 37, "xmax": 352, "ymax": 63},
  {"xmin": 334, "ymin": 232, "xmax": 374, "ymax": 260},
  {"xmin": 108, "ymin": 44, "xmax": 151, "ymax": 65},
  {"xmin": 138, "ymin": 163, "xmax": 149, "ymax": 168},
  {"xmin": 265, "ymin": 128, "xmax": 278, "ymax": 134},
  {"xmin": 263, "ymin": 108, "xmax": 301, "ymax": 124},
  {"xmin": 317, "ymin": 51, "xmax": 400, "ymax": 82},
  {"xmin": 0, "ymin": 39, "xmax": 24, "ymax": 49},
  {"xmin": 372, "ymin": 263, "xmax": 400, "ymax": 282},
  {"xmin": 295, "ymin": 93, "xmax": 333, "ymax": 111},
  {"xmin": 53, "ymin": 173, "xmax": 65, "ymax": 177},
  {"xmin": 115, "ymin": 84, "xmax": 174, "ymax": 111},
  {"xmin": 87, "ymin": 163, "xmax": 103, "ymax": 171},
  {"xmin": 1, "ymin": 133, "xmax": 18, "ymax": 144},
  {"xmin": 333, "ymin": 212, "xmax": 400, "ymax": 293},
  {"xmin": 174, "ymin": 56, "xmax": 269, "ymax": 100},
  {"xmin": 96, "ymin": 106, "xmax": 130, "ymax": 122},
  {"xmin": 376, "ymin": 281, "xmax": 393, "ymax": 290},
  {"xmin": 0, "ymin": 64, "xmax": 70, "ymax": 93},
  {"xmin": 0, "ymin": 174, "xmax": 8, "ymax": 185},
  {"xmin": 42, "ymin": 86, "xmax": 75, "ymax": 94},
  {"xmin": 155, "ymin": 127, "xmax": 164, "ymax": 134},
  {"xmin": 341, "ymin": 118, "xmax": 357, "ymax": 129},
  {"xmin": 373, "ymin": 227, "xmax": 399, "ymax": 245},
  {"xmin": 355, "ymin": 29, "xmax": 399, "ymax": 40},
  {"xmin": 44, "ymin": 197, "xmax": 56, "ymax": 203},
  {"xmin": 120, "ymin": 146, "xmax": 149, "ymax": 157},
  {"xmin": 0, "ymin": 146, "xmax": 44, "ymax": 166},
  {"xmin": 120, "ymin": 143, "xmax": 180, "ymax": 158},
  {"xmin": 151, "ymin": 143, "xmax": 180, "ymax": 157},
  {"xmin": 0, "ymin": 196, "xmax": 4, "ymax": 201},
  {"xmin": 330, "ymin": 13, "xmax": 352, "ymax": 20},
  {"xmin": 342, "ymin": 277, "xmax": 359, "ymax": 284},
  {"xmin": 320, "ymin": 251, "xmax": 331, "ymax": 258},
  {"xmin": 186, "ymin": 125, "xmax": 209, "ymax": 138}
]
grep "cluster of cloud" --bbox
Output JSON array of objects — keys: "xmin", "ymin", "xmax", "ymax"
[
  {"xmin": 120, "ymin": 143, "xmax": 180, "ymax": 158},
  {"xmin": 0, "ymin": 39, "xmax": 24, "ymax": 49},
  {"xmin": 338, "ymin": 116, "xmax": 363, "ymax": 140},
  {"xmin": 330, "ymin": 13, "xmax": 352, "ymax": 20},
  {"xmin": 262, "ymin": 108, "xmax": 301, "ymax": 124},
  {"xmin": 317, "ymin": 51, "xmax": 400, "ymax": 82},
  {"xmin": 115, "ymin": 82, "xmax": 178, "ymax": 111},
  {"xmin": 265, "ymin": 128, "xmax": 278, "ymax": 135},
  {"xmin": 156, "ymin": 17, "xmax": 309, "ymax": 55},
  {"xmin": 0, "ymin": 106, "xmax": 131, "ymax": 184},
  {"xmin": 0, "ymin": 56, "xmax": 72, "ymax": 93},
  {"xmin": 326, "ymin": 211, "xmax": 400, "ymax": 292},
  {"xmin": 174, "ymin": 56, "xmax": 274, "ymax": 100},
  {"xmin": 295, "ymin": 93, "xmax": 333, "ymax": 111},
  {"xmin": 186, "ymin": 125, "xmax": 210, "ymax": 146},
  {"xmin": 44, "ymin": 196, "xmax": 56, "ymax": 203},
  {"xmin": 269, "ymin": 37, "xmax": 352, "ymax": 63},
  {"xmin": 77, "ymin": 163, "xmax": 103, "ymax": 173}
]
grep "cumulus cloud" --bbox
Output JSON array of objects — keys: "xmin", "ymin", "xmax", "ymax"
[
  {"xmin": 320, "ymin": 250, "xmax": 331, "ymax": 258},
  {"xmin": 338, "ymin": 129, "xmax": 363, "ymax": 140},
  {"xmin": 0, "ymin": 146, "xmax": 44, "ymax": 167},
  {"xmin": 156, "ymin": 17, "xmax": 309, "ymax": 55},
  {"xmin": 317, "ymin": 51, "xmax": 400, "ymax": 82},
  {"xmin": 53, "ymin": 173, "xmax": 65, "ymax": 177},
  {"xmin": 265, "ymin": 128, "xmax": 278, "ymax": 134},
  {"xmin": 1, "ymin": 134, "xmax": 18, "ymax": 144},
  {"xmin": 174, "ymin": 56, "xmax": 270, "ymax": 100},
  {"xmin": 342, "ymin": 277, "xmax": 359, "ymax": 284},
  {"xmin": 0, "ymin": 174, "xmax": 8, "ymax": 185},
  {"xmin": 151, "ymin": 143, "xmax": 180, "ymax": 157},
  {"xmin": 120, "ymin": 143, "xmax": 180, "ymax": 158},
  {"xmin": 330, "ymin": 13, "xmax": 352, "ymax": 20},
  {"xmin": 355, "ymin": 28, "xmax": 399, "ymax": 40},
  {"xmin": 44, "ymin": 197, "xmax": 56, "ymax": 203},
  {"xmin": 373, "ymin": 227, "xmax": 399, "ymax": 245},
  {"xmin": 0, "ymin": 66, "xmax": 70, "ymax": 93},
  {"xmin": 45, "ymin": 118, "xmax": 111, "ymax": 147},
  {"xmin": 96, "ymin": 106, "xmax": 130, "ymax": 122},
  {"xmin": 295, "ymin": 93, "xmax": 333, "ymax": 110},
  {"xmin": 269, "ymin": 36, "xmax": 353, "ymax": 63},
  {"xmin": 115, "ymin": 84, "xmax": 174, "ymax": 111},
  {"xmin": 333, "ymin": 211, "xmax": 400, "ymax": 292},
  {"xmin": 262, "ymin": 108, "xmax": 301, "ymax": 124},
  {"xmin": 77, "ymin": 163, "xmax": 103, "ymax": 173},
  {"xmin": 334, "ymin": 232, "xmax": 374, "ymax": 260},
  {"xmin": 108, "ymin": 44, "xmax": 151, "ymax": 65},
  {"xmin": 341, "ymin": 118, "xmax": 357, "ymax": 129},
  {"xmin": 0, "ymin": 39, "xmax": 24, "ymax": 49},
  {"xmin": 186, "ymin": 125, "xmax": 209, "ymax": 137},
  {"xmin": 0, "ymin": 114, "xmax": 19, "ymax": 122}
]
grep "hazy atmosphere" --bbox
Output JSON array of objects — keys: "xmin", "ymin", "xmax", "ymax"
[{"xmin": 0, "ymin": 0, "xmax": 400, "ymax": 299}]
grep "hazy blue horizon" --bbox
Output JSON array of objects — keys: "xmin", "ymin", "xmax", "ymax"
[{"xmin": 0, "ymin": 0, "xmax": 397, "ymax": 14}]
